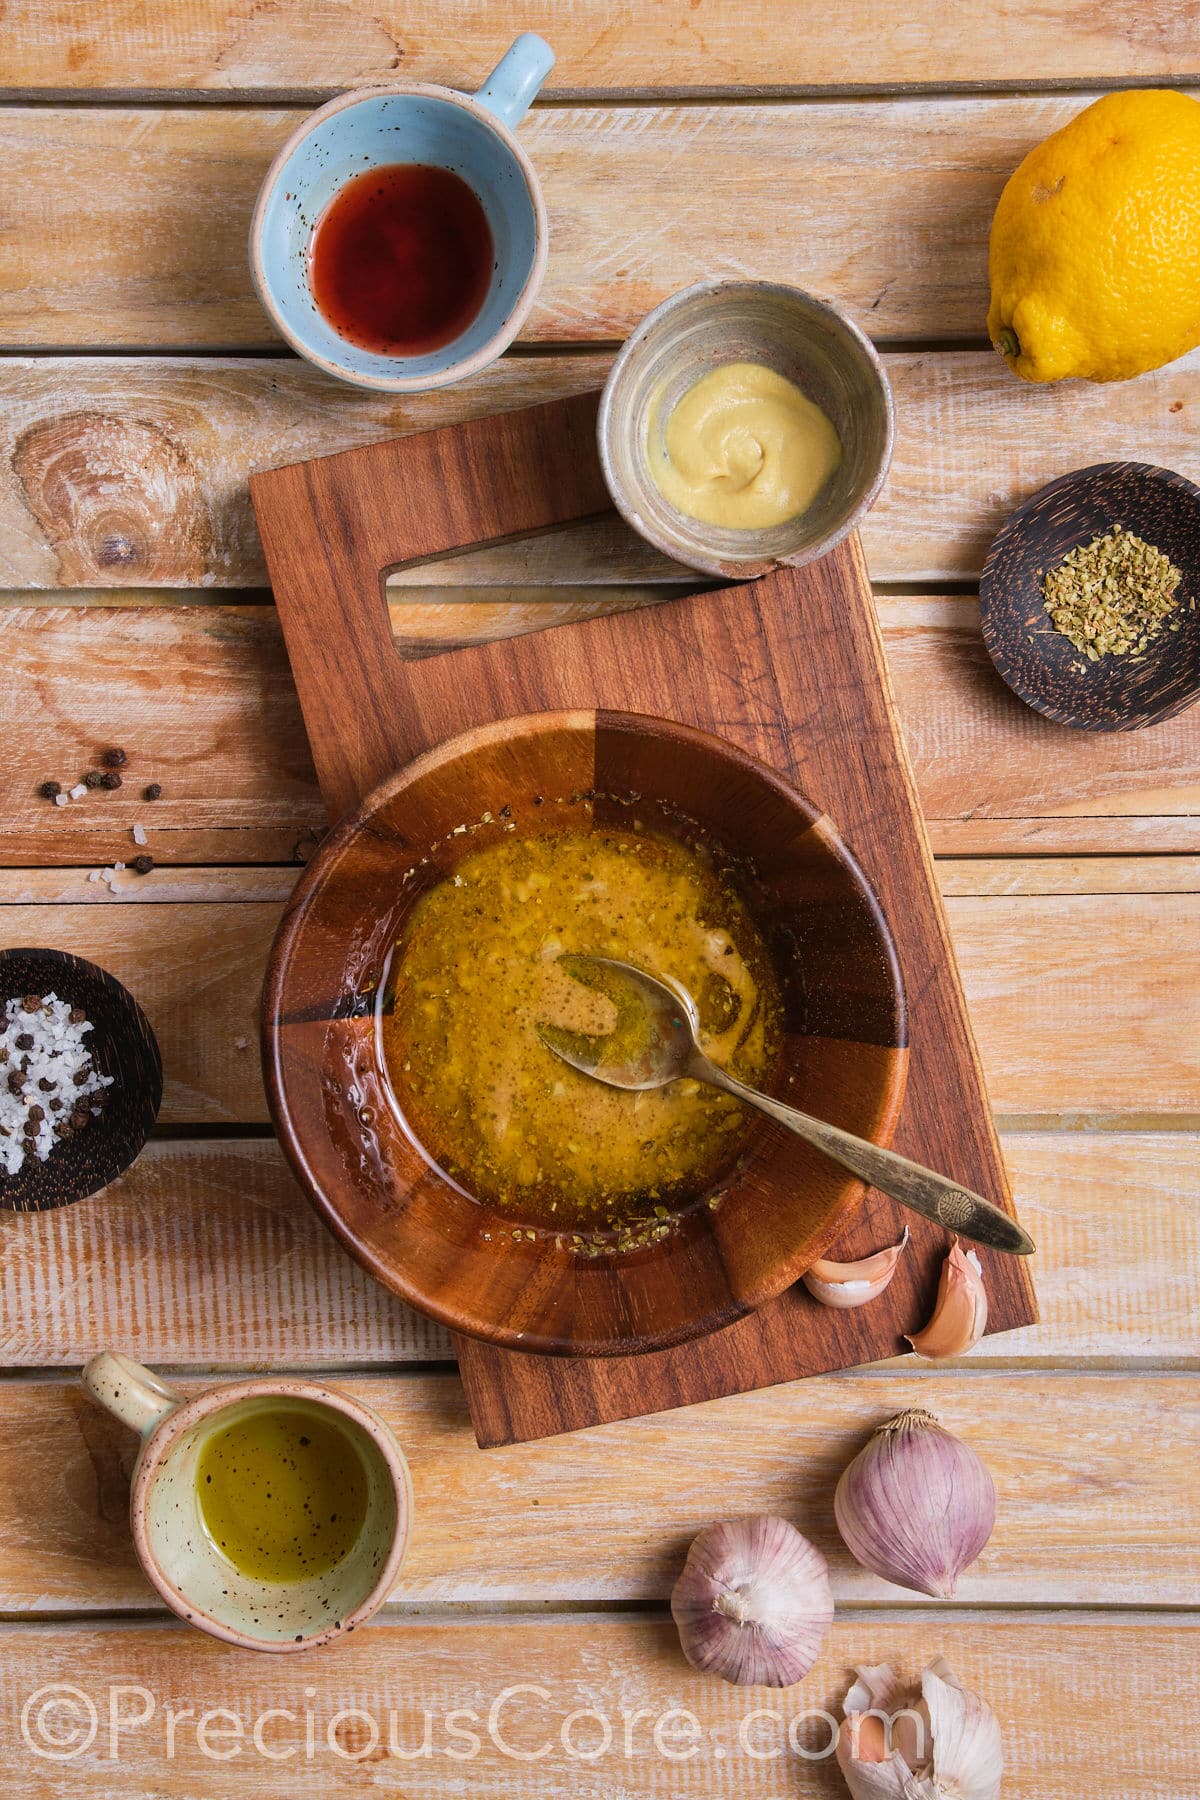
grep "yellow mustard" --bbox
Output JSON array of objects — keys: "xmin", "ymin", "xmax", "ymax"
[{"xmin": 649, "ymin": 360, "xmax": 841, "ymax": 530}]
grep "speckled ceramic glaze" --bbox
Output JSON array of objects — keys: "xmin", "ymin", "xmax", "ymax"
[
  {"xmin": 82, "ymin": 1353, "xmax": 413, "ymax": 1652},
  {"xmin": 250, "ymin": 33, "xmax": 553, "ymax": 391}
]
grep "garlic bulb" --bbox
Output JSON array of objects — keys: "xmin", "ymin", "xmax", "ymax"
[
  {"xmin": 906, "ymin": 1238, "xmax": 988, "ymax": 1359},
  {"xmin": 803, "ymin": 1228, "xmax": 910, "ymax": 1309},
  {"xmin": 837, "ymin": 1658, "xmax": 1003, "ymax": 1800},
  {"xmin": 834, "ymin": 1408, "xmax": 995, "ymax": 1597},
  {"xmin": 671, "ymin": 1515, "xmax": 832, "ymax": 1687}
]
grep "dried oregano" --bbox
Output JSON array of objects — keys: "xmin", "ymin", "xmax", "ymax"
[{"xmin": 1041, "ymin": 524, "xmax": 1182, "ymax": 660}]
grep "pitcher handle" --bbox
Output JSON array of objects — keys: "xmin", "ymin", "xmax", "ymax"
[
  {"xmin": 474, "ymin": 32, "xmax": 554, "ymax": 130},
  {"xmin": 83, "ymin": 1352, "xmax": 182, "ymax": 1438}
]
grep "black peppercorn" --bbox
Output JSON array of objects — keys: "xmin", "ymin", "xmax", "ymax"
[
  {"xmin": 69, "ymin": 1007, "xmax": 86, "ymax": 1024},
  {"xmin": 37, "ymin": 1077, "xmax": 54, "ymax": 1091},
  {"xmin": 133, "ymin": 854, "xmax": 154, "ymax": 875},
  {"xmin": 14, "ymin": 1033, "xmax": 33, "ymax": 1052},
  {"xmin": 84, "ymin": 769, "xmax": 105, "ymax": 789},
  {"xmin": 27, "ymin": 1104, "xmax": 43, "ymax": 1123},
  {"xmin": 72, "ymin": 1067, "xmax": 90, "ymax": 1087},
  {"xmin": 70, "ymin": 1109, "xmax": 90, "ymax": 1130},
  {"xmin": 102, "ymin": 747, "xmax": 127, "ymax": 768},
  {"xmin": 21, "ymin": 994, "xmax": 42, "ymax": 1013},
  {"xmin": 143, "ymin": 783, "xmax": 162, "ymax": 801},
  {"xmin": 7, "ymin": 1072, "xmax": 25, "ymax": 1097},
  {"xmin": 38, "ymin": 780, "xmax": 61, "ymax": 800},
  {"xmin": 99, "ymin": 770, "xmax": 122, "ymax": 790},
  {"xmin": 48, "ymin": 1097, "xmax": 63, "ymax": 1113}
]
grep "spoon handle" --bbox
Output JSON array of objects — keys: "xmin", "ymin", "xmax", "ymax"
[{"xmin": 694, "ymin": 1058, "xmax": 1034, "ymax": 1256}]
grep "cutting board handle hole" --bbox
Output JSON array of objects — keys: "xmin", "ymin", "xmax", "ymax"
[{"xmin": 383, "ymin": 512, "xmax": 720, "ymax": 662}]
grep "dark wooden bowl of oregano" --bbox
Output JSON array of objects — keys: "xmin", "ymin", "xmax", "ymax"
[
  {"xmin": 980, "ymin": 461, "xmax": 1200, "ymax": 731},
  {"xmin": 0, "ymin": 948, "xmax": 161, "ymax": 1212}
]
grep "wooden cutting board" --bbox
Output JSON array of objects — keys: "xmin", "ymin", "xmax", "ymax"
[{"xmin": 250, "ymin": 389, "xmax": 1036, "ymax": 1446}]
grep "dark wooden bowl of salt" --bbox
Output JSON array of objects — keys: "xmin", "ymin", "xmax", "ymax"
[{"xmin": 0, "ymin": 948, "xmax": 162, "ymax": 1212}]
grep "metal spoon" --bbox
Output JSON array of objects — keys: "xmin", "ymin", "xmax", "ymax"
[{"xmin": 539, "ymin": 955, "xmax": 1034, "ymax": 1256}]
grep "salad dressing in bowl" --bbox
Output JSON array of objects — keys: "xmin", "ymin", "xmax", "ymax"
[{"xmin": 381, "ymin": 823, "xmax": 781, "ymax": 1233}]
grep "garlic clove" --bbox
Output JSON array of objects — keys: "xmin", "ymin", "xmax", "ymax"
[
  {"xmin": 834, "ymin": 1407, "xmax": 996, "ymax": 1597},
  {"xmin": 670, "ymin": 1515, "xmax": 832, "ymax": 1688},
  {"xmin": 835, "ymin": 1722, "xmax": 912, "ymax": 1799},
  {"xmin": 803, "ymin": 1227, "xmax": 910, "ymax": 1309},
  {"xmin": 906, "ymin": 1237, "xmax": 988, "ymax": 1358},
  {"xmin": 922, "ymin": 1659, "xmax": 1004, "ymax": 1800},
  {"xmin": 837, "ymin": 1660, "xmax": 1003, "ymax": 1800}
]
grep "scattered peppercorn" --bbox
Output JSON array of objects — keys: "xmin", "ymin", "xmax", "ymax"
[
  {"xmin": 99, "ymin": 770, "xmax": 123, "ymax": 790},
  {"xmin": 72, "ymin": 1068, "xmax": 90, "ymax": 1087},
  {"xmin": 143, "ymin": 783, "xmax": 162, "ymax": 802},
  {"xmin": 37, "ymin": 1077, "xmax": 54, "ymax": 1092},
  {"xmin": 102, "ymin": 747, "xmax": 128, "ymax": 768},
  {"xmin": 21, "ymin": 995, "xmax": 42, "ymax": 1013},
  {"xmin": 14, "ymin": 1033, "xmax": 33, "ymax": 1052},
  {"xmin": 132, "ymin": 854, "xmax": 154, "ymax": 875},
  {"xmin": 84, "ymin": 769, "xmax": 105, "ymax": 789},
  {"xmin": 27, "ymin": 1105, "xmax": 43, "ymax": 1123},
  {"xmin": 69, "ymin": 1008, "xmax": 86, "ymax": 1024},
  {"xmin": 48, "ymin": 1098, "xmax": 63, "ymax": 1113},
  {"xmin": 7, "ymin": 1072, "xmax": 24, "ymax": 1097},
  {"xmin": 70, "ymin": 1109, "xmax": 90, "ymax": 1130},
  {"xmin": 38, "ymin": 781, "xmax": 61, "ymax": 800}
]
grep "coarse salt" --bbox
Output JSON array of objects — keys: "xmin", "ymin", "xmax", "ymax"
[
  {"xmin": 69, "ymin": 783, "xmax": 88, "ymax": 801},
  {"xmin": 132, "ymin": 823, "xmax": 148, "ymax": 847},
  {"xmin": 54, "ymin": 793, "xmax": 69, "ymax": 808},
  {"xmin": 0, "ymin": 993, "xmax": 114, "ymax": 1178}
]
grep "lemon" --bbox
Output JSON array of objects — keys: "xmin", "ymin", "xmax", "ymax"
[{"xmin": 987, "ymin": 89, "xmax": 1200, "ymax": 383}]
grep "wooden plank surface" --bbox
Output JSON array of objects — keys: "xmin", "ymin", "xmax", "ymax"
[
  {"xmin": 3, "ymin": 0, "xmax": 1198, "ymax": 95},
  {"xmin": 3, "ymin": 603, "xmax": 1198, "ymax": 867},
  {"xmin": 0, "ymin": 96, "xmax": 1105, "ymax": 348},
  {"xmin": 0, "ymin": 2, "xmax": 1194, "ymax": 1794},
  {"xmin": 2, "ymin": 885, "xmax": 1195, "ymax": 1121},
  {"xmin": 2, "ymin": 1130, "xmax": 1196, "ymax": 1369},
  {"xmin": 0, "ymin": 1369, "xmax": 1195, "ymax": 1609},
  {"xmin": 0, "ymin": 1614, "xmax": 1193, "ymax": 1797},
  {"xmin": 3, "ymin": 352, "xmax": 1199, "ymax": 591}
]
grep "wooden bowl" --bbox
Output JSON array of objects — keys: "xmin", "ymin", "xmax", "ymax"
[
  {"xmin": 263, "ymin": 712, "xmax": 908, "ymax": 1356},
  {"xmin": 0, "ymin": 948, "xmax": 162, "ymax": 1212},
  {"xmin": 980, "ymin": 462, "xmax": 1200, "ymax": 731}
]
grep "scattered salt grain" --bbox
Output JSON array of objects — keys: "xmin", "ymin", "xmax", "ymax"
[
  {"xmin": 0, "ymin": 993, "xmax": 114, "ymax": 1178},
  {"xmin": 54, "ymin": 793, "xmax": 69, "ymax": 808},
  {"xmin": 233, "ymin": 1035, "xmax": 249, "ymax": 1052},
  {"xmin": 131, "ymin": 823, "xmax": 148, "ymax": 847},
  {"xmin": 87, "ymin": 870, "xmax": 102, "ymax": 884},
  {"xmin": 69, "ymin": 783, "xmax": 88, "ymax": 801}
]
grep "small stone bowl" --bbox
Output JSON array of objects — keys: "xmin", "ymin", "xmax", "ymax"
[
  {"xmin": 980, "ymin": 462, "xmax": 1200, "ymax": 732},
  {"xmin": 597, "ymin": 280, "xmax": 894, "ymax": 579},
  {"xmin": 0, "ymin": 948, "xmax": 162, "ymax": 1212}
]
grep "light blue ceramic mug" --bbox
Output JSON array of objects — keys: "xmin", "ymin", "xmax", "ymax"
[{"xmin": 250, "ymin": 33, "xmax": 553, "ymax": 392}]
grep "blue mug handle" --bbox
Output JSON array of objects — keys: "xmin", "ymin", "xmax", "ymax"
[{"xmin": 474, "ymin": 32, "xmax": 555, "ymax": 130}]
